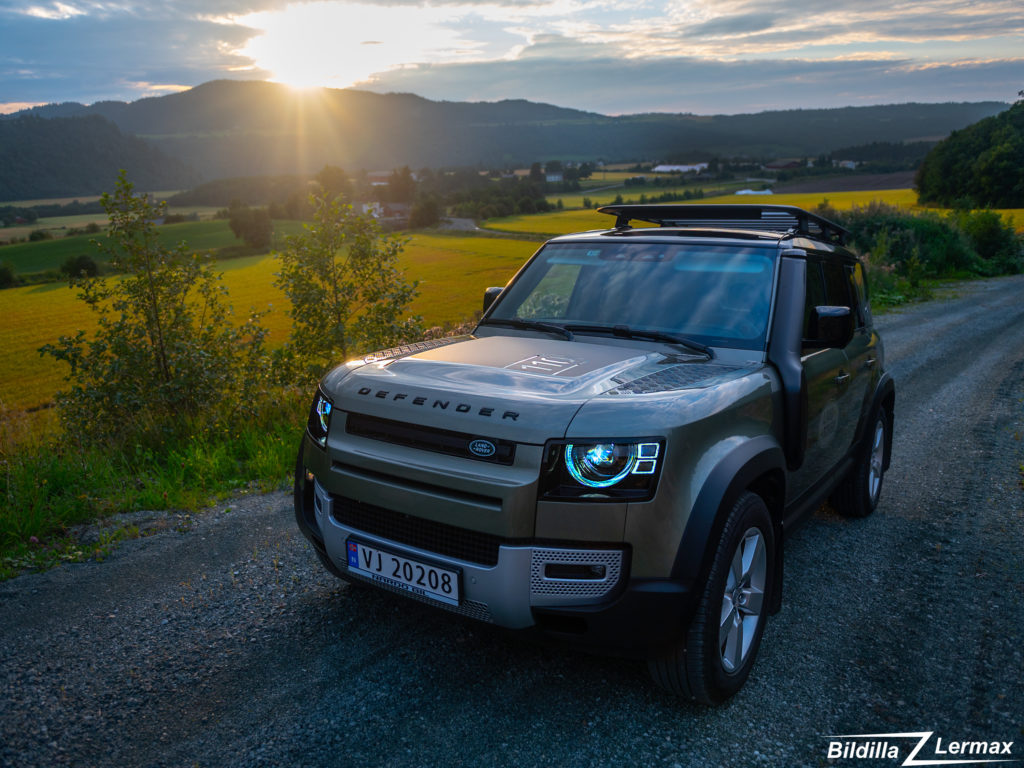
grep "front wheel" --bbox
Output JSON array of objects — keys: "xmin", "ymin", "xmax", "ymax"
[
  {"xmin": 831, "ymin": 409, "xmax": 889, "ymax": 518},
  {"xmin": 648, "ymin": 491, "xmax": 774, "ymax": 704}
]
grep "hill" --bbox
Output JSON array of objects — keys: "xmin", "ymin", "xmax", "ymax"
[
  {"xmin": 3, "ymin": 80, "xmax": 1009, "ymax": 197},
  {"xmin": 0, "ymin": 114, "xmax": 198, "ymax": 201},
  {"xmin": 915, "ymin": 100, "xmax": 1024, "ymax": 207}
]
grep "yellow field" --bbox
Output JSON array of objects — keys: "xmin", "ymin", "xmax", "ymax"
[
  {"xmin": 3, "ymin": 186, "xmax": 1022, "ymax": 411},
  {"xmin": 0, "ymin": 233, "xmax": 536, "ymax": 410},
  {"xmin": 486, "ymin": 188, "xmax": 922, "ymax": 236}
]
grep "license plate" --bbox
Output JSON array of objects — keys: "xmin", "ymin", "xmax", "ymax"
[{"xmin": 346, "ymin": 540, "xmax": 460, "ymax": 606}]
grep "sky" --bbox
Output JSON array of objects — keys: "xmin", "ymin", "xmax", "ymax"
[{"xmin": 1, "ymin": 0, "xmax": 1022, "ymax": 115}]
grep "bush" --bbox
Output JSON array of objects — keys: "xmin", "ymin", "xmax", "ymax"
[
  {"xmin": 28, "ymin": 229, "xmax": 52, "ymax": 242},
  {"xmin": 60, "ymin": 254, "xmax": 99, "ymax": 278},
  {"xmin": 38, "ymin": 172, "xmax": 269, "ymax": 447},
  {"xmin": 228, "ymin": 205, "xmax": 273, "ymax": 249},
  {"xmin": 0, "ymin": 262, "xmax": 16, "ymax": 289},
  {"xmin": 275, "ymin": 194, "xmax": 423, "ymax": 381}
]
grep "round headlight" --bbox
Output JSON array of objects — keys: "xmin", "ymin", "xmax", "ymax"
[{"xmin": 564, "ymin": 443, "xmax": 638, "ymax": 488}]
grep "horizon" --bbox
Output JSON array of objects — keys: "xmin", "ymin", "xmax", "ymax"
[
  {"xmin": 1, "ymin": 78, "xmax": 1014, "ymax": 120},
  {"xmin": 1, "ymin": 0, "xmax": 1022, "ymax": 116}
]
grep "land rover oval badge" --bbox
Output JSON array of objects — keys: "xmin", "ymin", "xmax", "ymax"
[{"xmin": 469, "ymin": 439, "xmax": 497, "ymax": 458}]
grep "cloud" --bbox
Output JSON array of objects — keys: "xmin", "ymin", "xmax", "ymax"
[
  {"xmin": 360, "ymin": 53, "xmax": 1022, "ymax": 114},
  {"xmin": 0, "ymin": 13, "xmax": 266, "ymax": 104}
]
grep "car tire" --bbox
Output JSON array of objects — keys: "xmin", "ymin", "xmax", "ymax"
[
  {"xmin": 831, "ymin": 409, "xmax": 889, "ymax": 518},
  {"xmin": 648, "ymin": 491, "xmax": 774, "ymax": 704}
]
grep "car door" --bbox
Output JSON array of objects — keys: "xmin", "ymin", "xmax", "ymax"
[{"xmin": 789, "ymin": 258, "xmax": 849, "ymax": 498}]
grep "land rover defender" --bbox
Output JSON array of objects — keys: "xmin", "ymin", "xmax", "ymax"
[{"xmin": 293, "ymin": 204, "xmax": 895, "ymax": 703}]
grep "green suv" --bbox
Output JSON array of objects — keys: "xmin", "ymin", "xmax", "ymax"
[{"xmin": 294, "ymin": 204, "xmax": 895, "ymax": 703}]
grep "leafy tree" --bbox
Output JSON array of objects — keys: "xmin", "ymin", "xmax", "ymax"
[
  {"xmin": 60, "ymin": 254, "xmax": 99, "ymax": 278},
  {"xmin": 528, "ymin": 162, "xmax": 545, "ymax": 183},
  {"xmin": 916, "ymin": 101, "xmax": 1024, "ymax": 207},
  {"xmin": 275, "ymin": 195, "xmax": 423, "ymax": 381},
  {"xmin": 228, "ymin": 205, "xmax": 273, "ymax": 249},
  {"xmin": 314, "ymin": 165, "xmax": 353, "ymax": 200},
  {"xmin": 409, "ymin": 195, "xmax": 442, "ymax": 228},
  {"xmin": 386, "ymin": 166, "xmax": 417, "ymax": 203},
  {"xmin": 0, "ymin": 262, "xmax": 16, "ymax": 289},
  {"xmin": 39, "ymin": 172, "xmax": 268, "ymax": 445}
]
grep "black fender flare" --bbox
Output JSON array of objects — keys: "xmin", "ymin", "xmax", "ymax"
[
  {"xmin": 854, "ymin": 371, "xmax": 896, "ymax": 472},
  {"xmin": 670, "ymin": 435, "xmax": 787, "ymax": 615}
]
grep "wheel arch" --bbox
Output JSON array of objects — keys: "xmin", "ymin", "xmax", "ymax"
[
  {"xmin": 670, "ymin": 435, "xmax": 787, "ymax": 616},
  {"xmin": 855, "ymin": 371, "xmax": 895, "ymax": 472}
]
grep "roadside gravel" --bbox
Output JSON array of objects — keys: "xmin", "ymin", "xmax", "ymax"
[{"xmin": 2, "ymin": 276, "xmax": 1022, "ymax": 768}]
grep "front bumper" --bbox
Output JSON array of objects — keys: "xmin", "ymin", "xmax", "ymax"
[{"xmin": 296, "ymin": 460, "xmax": 696, "ymax": 655}]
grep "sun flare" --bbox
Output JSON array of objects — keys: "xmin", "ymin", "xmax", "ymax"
[{"xmin": 234, "ymin": 1, "xmax": 476, "ymax": 90}]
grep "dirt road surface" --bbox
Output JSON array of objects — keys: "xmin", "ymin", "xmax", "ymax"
[{"xmin": 2, "ymin": 276, "xmax": 1022, "ymax": 767}]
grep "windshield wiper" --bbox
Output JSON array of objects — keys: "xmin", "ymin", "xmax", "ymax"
[
  {"xmin": 564, "ymin": 323, "xmax": 714, "ymax": 359},
  {"xmin": 478, "ymin": 317, "xmax": 575, "ymax": 341}
]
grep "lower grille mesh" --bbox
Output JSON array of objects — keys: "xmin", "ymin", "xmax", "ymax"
[{"xmin": 331, "ymin": 495, "xmax": 505, "ymax": 566}]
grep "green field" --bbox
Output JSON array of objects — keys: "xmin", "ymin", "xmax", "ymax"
[{"xmin": 0, "ymin": 220, "xmax": 307, "ymax": 275}]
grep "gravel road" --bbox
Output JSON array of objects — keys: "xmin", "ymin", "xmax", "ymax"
[{"xmin": 3, "ymin": 276, "xmax": 1023, "ymax": 768}]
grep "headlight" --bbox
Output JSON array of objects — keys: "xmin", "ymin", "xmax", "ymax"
[
  {"xmin": 542, "ymin": 440, "xmax": 663, "ymax": 501},
  {"xmin": 306, "ymin": 388, "xmax": 333, "ymax": 448}
]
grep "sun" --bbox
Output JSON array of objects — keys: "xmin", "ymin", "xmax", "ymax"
[{"xmin": 233, "ymin": 1, "xmax": 470, "ymax": 91}]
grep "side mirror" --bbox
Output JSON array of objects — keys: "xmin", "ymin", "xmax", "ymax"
[
  {"xmin": 809, "ymin": 305, "xmax": 853, "ymax": 349},
  {"xmin": 483, "ymin": 287, "xmax": 502, "ymax": 313}
]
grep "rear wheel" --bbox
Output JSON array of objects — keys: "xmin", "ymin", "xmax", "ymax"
[
  {"xmin": 831, "ymin": 409, "xmax": 889, "ymax": 518},
  {"xmin": 648, "ymin": 491, "xmax": 774, "ymax": 704}
]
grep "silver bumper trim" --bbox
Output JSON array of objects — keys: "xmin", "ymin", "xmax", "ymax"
[{"xmin": 314, "ymin": 480, "xmax": 625, "ymax": 628}]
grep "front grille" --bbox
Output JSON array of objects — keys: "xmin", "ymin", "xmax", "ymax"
[
  {"xmin": 345, "ymin": 412, "xmax": 516, "ymax": 465},
  {"xmin": 331, "ymin": 495, "xmax": 506, "ymax": 566}
]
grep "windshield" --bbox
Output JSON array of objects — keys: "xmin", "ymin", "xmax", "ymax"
[{"xmin": 489, "ymin": 240, "xmax": 776, "ymax": 350}]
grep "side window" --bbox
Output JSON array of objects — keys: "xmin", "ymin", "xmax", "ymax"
[
  {"xmin": 822, "ymin": 261, "xmax": 853, "ymax": 310},
  {"xmin": 848, "ymin": 262, "xmax": 870, "ymax": 328},
  {"xmin": 803, "ymin": 261, "xmax": 826, "ymax": 340}
]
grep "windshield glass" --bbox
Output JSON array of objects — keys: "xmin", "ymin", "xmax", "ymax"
[{"xmin": 490, "ymin": 241, "xmax": 776, "ymax": 349}]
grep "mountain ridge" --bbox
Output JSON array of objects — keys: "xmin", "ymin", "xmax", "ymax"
[{"xmin": 1, "ymin": 80, "xmax": 1010, "ymax": 200}]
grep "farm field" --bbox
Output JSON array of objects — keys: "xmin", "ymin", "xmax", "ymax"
[
  {"xmin": 548, "ymin": 182, "xmax": 738, "ymax": 211},
  {"xmin": 489, "ymin": 188, "xmax": 923, "ymax": 236},
  {"xmin": 3, "ymin": 185, "xmax": 1023, "ymax": 412},
  {"xmin": 1, "ymin": 207, "xmax": 226, "ymax": 243},
  {"xmin": 0, "ymin": 220, "xmax": 307, "ymax": 275},
  {"xmin": 0, "ymin": 232, "xmax": 536, "ymax": 410}
]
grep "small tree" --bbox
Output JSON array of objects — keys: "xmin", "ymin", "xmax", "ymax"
[
  {"xmin": 60, "ymin": 254, "xmax": 99, "ymax": 278},
  {"xmin": 275, "ymin": 195, "xmax": 423, "ymax": 381},
  {"xmin": 0, "ymin": 262, "xmax": 15, "ymax": 289},
  {"xmin": 228, "ymin": 205, "xmax": 273, "ymax": 249},
  {"xmin": 39, "ymin": 172, "xmax": 268, "ymax": 445}
]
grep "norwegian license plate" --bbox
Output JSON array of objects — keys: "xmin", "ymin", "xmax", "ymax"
[{"xmin": 346, "ymin": 540, "xmax": 460, "ymax": 606}]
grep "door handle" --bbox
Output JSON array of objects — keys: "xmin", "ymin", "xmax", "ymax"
[
  {"xmin": 864, "ymin": 358, "xmax": 877, "ymax": 369},
  {"xmin": 835, "ymin": 372, "xmax": 851, "ymax": 385}
]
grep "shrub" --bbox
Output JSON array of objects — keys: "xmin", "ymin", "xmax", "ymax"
[
  {"xmin": 38, "ymin": 172, "xmax": 269, "ymax": 447},
  {"xmin": 60, "ymin": 254, "xmax": 99, "ymax": 278},
  {"xmin": 0, "ymin": 262, "xmax": 16, "ymax": 289},
  {"xmin": 28, "ymin": 229, "xmax": 52, "ymax": 242},
  {"xmin": 274, "ymin": 194, "xmax": 423, "ymax": 382},
  {"xmin": 228, "ymin": 205, "xmax": 273, "ymax": 249}
]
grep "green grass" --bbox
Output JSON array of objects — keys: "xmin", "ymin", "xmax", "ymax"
[{"xmin": 0, "ymin": 390, "xmax": 305, "ymax": 578}]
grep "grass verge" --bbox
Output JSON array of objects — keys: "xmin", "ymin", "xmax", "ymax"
[{"xmin": 0, "ymin": 389, "xmax": 307, "ymax": 578}]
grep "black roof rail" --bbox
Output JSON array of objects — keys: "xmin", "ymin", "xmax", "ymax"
[{"xmin": 596, "ymin": 204, "xmax": 850, "ymax": 245}]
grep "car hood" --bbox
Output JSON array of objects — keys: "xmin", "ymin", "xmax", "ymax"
[{"xmin": 323, "ymin": 335, "xmax": 748, "ymax": 443}]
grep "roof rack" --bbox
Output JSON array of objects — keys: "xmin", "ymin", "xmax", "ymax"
[{"xmin": 596, "ymin": 204, "xmax": 850, "ymax": 245}]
